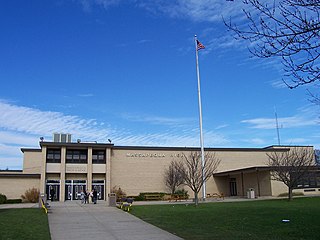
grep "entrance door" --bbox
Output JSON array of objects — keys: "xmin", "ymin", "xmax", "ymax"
[
  {"xmin": 92, "ymin": 180, "xmax": 105, "ymax": 200},
  {"xmin": 74, "ymin": 185, "xmax": 86, "ymax": 200},
  {"xmin": 46, "ymin": 180, "xmax": 60, "ymax": 201},
  {"xmin": 229, "ymin": 178, "xmax": 237, "ymax": 196},
  {"xmin": 65, "ymin": 180, "xmax": 87, "ymax": 200},
  {"xmin": 65, "ymin": 185, "xmax": 72, "ymax": 200}
]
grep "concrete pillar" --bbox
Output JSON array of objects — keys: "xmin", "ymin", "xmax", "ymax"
[
  {"xmin": 256, "ymin": 169, "xmax": 261, "ymax": 197},
  {"xmin": 106, "ymin": 148, "xmax": 111, "ymax": 203},
  {"xmin": 60, "ymin": 147, "xmax": 66, "ymax": 202},
  {"xmin": 87, "ymin": 147, "xmax": 93, "ymax": 192},
  {"xmin": 40, "ymin": 146, "xmax": 47, "ymax": 194}
]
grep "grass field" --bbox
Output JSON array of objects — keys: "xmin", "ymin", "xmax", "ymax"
[
  {"xmin": 0, "ymin": 208, "xmax": 51, "ymax": 240},
  {"xmin": 131, "ymin": 197, "xmax": 320, "ymax": 240}
]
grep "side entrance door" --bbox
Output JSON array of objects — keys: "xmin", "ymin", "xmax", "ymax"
[{"xmin": 229, "ymin": 178, "xmax": 237, "ymax": 196}]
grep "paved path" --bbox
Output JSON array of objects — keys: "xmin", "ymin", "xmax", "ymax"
[{"xmin": 48, "ymin": 201, "xmax": 182, "ymax": 240}]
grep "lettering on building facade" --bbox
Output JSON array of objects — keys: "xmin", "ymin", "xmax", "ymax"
[
  {"xmin": 66, "ymin": 165, "xmax": 87, "ymax": 173},
  {"xmin": 126, "ymin": 153, "xmax": 166, "ymax": 158},
  {"xmin": 125, "ymin": 153, "xmax": 184, "ymax": 158}
]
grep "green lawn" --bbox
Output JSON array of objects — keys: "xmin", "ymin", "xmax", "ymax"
[
  {"xmin": 131, "ymin": 197, "xmax": 320, "ymax": 240},
  {"xmin": 0, "ymin": 208, "xmax": 51, "ymax": 240}
]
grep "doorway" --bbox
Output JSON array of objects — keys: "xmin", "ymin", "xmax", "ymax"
[
  {"xmin": 229, "ymin": 178, "xmax": 237, "ymax": 196},
  {"xmin": 92, "ymin": 180, "xmax": 105, "ymax": 200},
  {"xmin": 46, "ymin": 180, "xmax": 60, "ymax": 201},
  {"xmin": 65, "ymin": 180, "xmax": 87, "ymax": 200}
]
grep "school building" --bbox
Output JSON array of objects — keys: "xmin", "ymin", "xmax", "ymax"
[{"xmin": 0, "ymin": 133, "xmax": 319, "ymax": 202}]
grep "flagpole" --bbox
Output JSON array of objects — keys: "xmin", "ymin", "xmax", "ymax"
[{"xmin": 194, "ymin": 35, "xmax": 206, "ymax": 201}]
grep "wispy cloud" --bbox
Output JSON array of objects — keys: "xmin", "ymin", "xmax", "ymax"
[
  {"xmin": 77, "ymin": 93, "xmax": 94, "ymax": 97},
  {"xmin": 137, "ymin": 0, "xmax": 244, "ymax": 23},
  {"xmin": 79, "ymin": 0, "xmax": 122, "ymax": 11},
  {"xmin": 215, "ymin": 124, "xmax": 228, "ymax": 130},
  {"xmin": 0, "ymin": 100, "xmax": 228, "ymax": 168},
  {"xmin": 270, "ymin": 80, "xmax": 287, "ymax": 89},
  {"xmin": 0, "ymin": 99, "xmax": 114, "ymax": 144},
  {"xmin": 241, "ymin": 106, "xmax": 319, "ymax": 129},
  {"xmin": 121, "ymin": 112, "xmax": 195, "ymax": 127}
]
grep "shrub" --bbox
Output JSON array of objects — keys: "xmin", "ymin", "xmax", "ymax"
[
  {"xmin": 0, "ymin": 193, "xmax": 7, "ymax": 204},
  {"xmin": 278, "ymin": 192, "xmax": 304, "ymax": 197},
  {"xmin": 6, "ymin": 199, "xmax": 23, "ymax": 204},
  {"xmin": 111, "ymin": 186, "xmax": 127, "ymax": 201},
  {"xmin": 175, "ymin": 189, "xmax": 189, "ymax": 199},
  {"xmin": 138, "ymin": 192, "xmax": 167, "ymax": 201},
  {"xmin": 21, "ymin": 188, "xmax": 40, "ymax": 203}
]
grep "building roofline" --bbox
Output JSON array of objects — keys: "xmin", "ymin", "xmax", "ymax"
[
  {"xmin": 263, "ymin": 145, "xmax": 314, "ymax": 149},
  {"xmin": 214, "ymin": 166, "xmax": 271, "ymax": 176},
  {"xmin": 21, "ymin": 148, "xmax": 41, "ymax": 153},
  {"xmin": 20, "ymin": 142, "xmax": 298, "ymax": 152},
  {"xmin": 112, "ymin": 145, "xmax": 289, "ymax": 152},
  {"xmin": 39, "ymin": 141, "xmax": 114, "ymax": 148},
  {"xmin": 0, "ymin": 171, "xmax": 40, "ymax": 178}
]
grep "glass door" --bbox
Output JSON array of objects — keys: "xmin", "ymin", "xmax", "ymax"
[{"xmin": 229, "ymin": 178, "xmax": 237, "ymax": 196}]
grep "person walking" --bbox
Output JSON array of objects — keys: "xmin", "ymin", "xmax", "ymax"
[
  {"xmin": 90, "ymin": 190, "xmax": 94, "ymax": 203},
  {"xmin": 80, "ymin": 190, "xmax": 85, "ymax": 204},
  {"xmin": 93, "ymin": 188, "xmax": 98, "ymax": 204},
  {"xmin": 50, "ymin": 187, "xmax": 55, "ymax": 202},
  {"xmin": 84, "ymin": 190, "xmax": 89, "ymax": 204}
]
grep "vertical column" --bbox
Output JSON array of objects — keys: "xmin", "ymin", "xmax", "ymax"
[
  {"xmin": 256, "ymin": 169, "xmax": 261, "ymax": 197},
  {"xmin": 241, "ymin": 172, "xmax": 245, "ymax": 197},
  {"xmin": 60, "ymin": 147, "xmax": 66, "ymax": 202},
  {"xmin": 40, "ymin": 146, "xmax": 47, "ymax": 194},
  {"xmin": 87, "ymin": 147, "xmax": 93, "ymax": 192},
  {"xmin": 106, "ymin": 148, "xmax": 111, "ymax": 203}
]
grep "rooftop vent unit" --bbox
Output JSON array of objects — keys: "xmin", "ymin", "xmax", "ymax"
[{"xmin": 53, "ymin": 133, "xmax": 72, "ymax": 143}]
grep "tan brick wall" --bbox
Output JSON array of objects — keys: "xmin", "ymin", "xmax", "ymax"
[
  {"xmin": 271, "ymin": 180, "xmax": 288, "ymax": 196},
  {"xmin": 215, "ymin": 151, "xmax": 269, "ymax": 172},
  {"xmin": 23, "ymin": 151, "xmax": 42, "ymax": 174},
  {"xmin": 111, "ymin": 149, "xmax": 172, "ymax": 195},
  {"xmin": 110, "ymin": 149, "xmax": 273, "ymax": 196},
  {"xmin": 4, "ymin": 145, "xmax": 315, "ymax": 200},
  {"xmin": 0, "ymin": 176, "xmax": 40, "ymax": 199}
]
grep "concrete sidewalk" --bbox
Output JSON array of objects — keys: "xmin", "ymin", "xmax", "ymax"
[{"xmin": 48, "ymin": 201, "xmax": 182, "ymax": 240}]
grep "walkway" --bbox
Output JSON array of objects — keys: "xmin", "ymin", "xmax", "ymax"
[{"xmin": 48, "ymin": 201, "xmax": 182, "ymax": 240}]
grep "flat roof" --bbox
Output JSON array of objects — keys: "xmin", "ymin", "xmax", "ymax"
[
  {"xmin": 0, "ymin": 171, "xmax": 40, "ymax": 178},
  {"xmin": 213, "ymin": 166, "xmax": 271, "ymax": 176},
  {"xmin": 20, "ymin": 142, "xmax": 311, "ymax": 153}
]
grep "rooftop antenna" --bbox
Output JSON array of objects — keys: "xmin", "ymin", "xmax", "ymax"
[{"xmin": 274, "ymin": 106, "xmax": 281, "ymax": 146}]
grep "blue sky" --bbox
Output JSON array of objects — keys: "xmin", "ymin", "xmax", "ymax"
[{"xmin": 0, "ymin": 0, "xmax": 319, "ymax": 169}]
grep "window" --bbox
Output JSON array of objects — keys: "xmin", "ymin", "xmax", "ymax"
[
  {"xmin": 294, "ymin": 171, "xmax": 320, "ymax": 189},
  {"xmin": 92, "ymin": 150, "xmax": 106, "ymax": 164},
  {"xmin": 46, "ymin": 149, "xmax": 61, "ymax": 163},
  {"xmin": 66, "ymin": 150, "xmax": 87, "ymax": 164}
]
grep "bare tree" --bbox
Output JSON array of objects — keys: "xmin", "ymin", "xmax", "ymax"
[
  {"xmin": 224, "ymin": 0, "xmax": 320, "ymax": 91},
  {"xmin": 164, "ymin": 161, "xmax": 184, "ymax": 195},
  {"xmin": 267, "ymin": 147, "xmax": 315, "ymax": 200},
  {"xmin": 179, "ymin": 151, "xmax": 220, "ymax": 206}
]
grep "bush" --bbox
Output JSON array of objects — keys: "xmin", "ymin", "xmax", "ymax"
[
  {"xmin": 278, "ymin": 192, "xmax": 304, "ymax": 197},
  {"xmin": 6, "ymin": 199, "xmax": 22, "ymax": 204},
  {"xmin": 0, "ymin": 193, "xmax": 7, "ymax": 204},
  {"xmin": 174, "ymin": 189, "xmax": 189, "ymax": 199},
  {"xmin": 21, "ymin": 188, "xmax": 40, "ymax": 203},
  {"xmin": 138, "ymin": 192, "xmax": 167, "ymax": 201},
  {"xmin": 111, "ymin": 186, "xmax": 127, "ymax": 201}
]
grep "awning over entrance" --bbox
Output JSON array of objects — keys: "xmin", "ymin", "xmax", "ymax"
[
  {"xmin": 213, "ymin": 166, "xmax": 271, "ymax": 177},
  {"xmin": 213, "ymin": 166, "xmax": 272, "ymax": 197}
]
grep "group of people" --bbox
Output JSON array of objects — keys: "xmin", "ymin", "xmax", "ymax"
[{"xmin": 80, "ymin": 188, "xmax": 98, "ymax": 204}]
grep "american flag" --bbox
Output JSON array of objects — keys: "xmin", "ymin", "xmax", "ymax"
[{"xmin": 197, "ymin": 40, "xmax": 205, "ymax": 51}]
